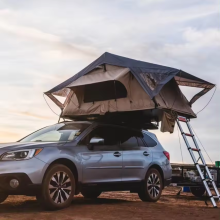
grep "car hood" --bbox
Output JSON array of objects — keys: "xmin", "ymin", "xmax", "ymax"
[{"xmin": 0, "ymin": 142, "xmax": 61, "ymax": 155}]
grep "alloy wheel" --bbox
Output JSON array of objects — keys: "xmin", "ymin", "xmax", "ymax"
[
  {"xmin": 48, "ymin": 171, "xmax": 72, "ymax": 204},
  {"xmin": 147, "ymin": 173, "xmax": 161, "ymax": 198}
]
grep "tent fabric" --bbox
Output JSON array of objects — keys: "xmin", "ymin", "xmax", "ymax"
[
  {"xmin": 62, "ymin": 64, "xmax": 196, "ymax": 120},
  {"xmin": 45, "ymin": 52, "xmax": 215, "ymax": 104},
  {"xmin": 67, "ymin": 66, "xmax": 130, "ymax": 88},
  {"xmin": 161, "ymin": 112, "xmax": 176, "ymax": 133}
]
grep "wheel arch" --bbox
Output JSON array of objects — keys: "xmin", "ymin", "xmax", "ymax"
[
  {"xmin": 43, "ymin": 158, "xmax": 79, "ymax": 194},
  {"xmin": 147, "ymin": 164, "xmax": 165, "ymax": 188}
]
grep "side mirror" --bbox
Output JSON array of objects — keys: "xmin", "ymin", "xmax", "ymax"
[{"xmin": 87, "ymin": 137, "xmax": 104, "ymax": 150}]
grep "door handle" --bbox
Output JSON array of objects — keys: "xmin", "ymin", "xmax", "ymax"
[
  {"xmin": 143, "ymin": 151, "xmax": 149, "ymax": 156},
  {"xmin": 113, "ymin": 152, "xmax": 121, "ymax": 157}
]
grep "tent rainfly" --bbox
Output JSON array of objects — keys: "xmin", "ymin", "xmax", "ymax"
[{"xmin": 45, "ymin": 52, "xmax": 215, "ymax": 133}]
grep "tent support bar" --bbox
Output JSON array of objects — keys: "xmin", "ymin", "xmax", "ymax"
[
  {"xmin": 58, "ymin": 108, "xmax": 63, "ymax": 123},
  {"xmin": 189, "ymin": 87, "xmax": 214, "ymax": 106},
  {"xmin": 64, "ymin": 90, "xmax": 74, "ymax": 107},
  {"xmin": 45, "ymin": 93, "xmax": 64, "ymax": 109}
]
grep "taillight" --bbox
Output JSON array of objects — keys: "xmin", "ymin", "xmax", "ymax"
[{"xmin": 163, "ymin": 151, "xmax": 170, "ymax": 161}]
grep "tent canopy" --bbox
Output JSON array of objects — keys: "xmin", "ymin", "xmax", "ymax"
[
  {"xmin": 46, "ymin": 52, "xmax": 214, "ymax": 105},
  {"xmin": 45, "ymin": 52, "xmax": 215, "ymax": 132}
]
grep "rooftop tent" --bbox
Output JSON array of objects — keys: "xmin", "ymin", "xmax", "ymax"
[{"xmin": 45, "ymin": 52, "xmax": 215, "ymax": 132}]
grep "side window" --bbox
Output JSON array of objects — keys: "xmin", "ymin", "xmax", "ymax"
[
  {"xmin": 143, "ymin": 133, "xmax": 157, "ymax": 147},
  {"xmin": 120, "ymin": 136, "xmax": 138, "ymax": 148},
  {"xmin": 80, "ymin": 126, "xmax": 119, "ymax": 151},
  {"xmin": 137, "ymin": 137, "xmax": 145, "ymax": 147},
  {"xmin": 118, "ymin": 128, "xmax": 144, "ymax": 149}
]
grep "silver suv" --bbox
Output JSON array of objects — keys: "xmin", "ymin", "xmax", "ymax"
[{"xmin": 0, "ymin": 121, "xmax": 172, "ymax": 210}]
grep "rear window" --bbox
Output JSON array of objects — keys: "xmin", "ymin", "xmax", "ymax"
[{"xmin": 143, "ymin": 133, "xmax": 157, "ymax": 147}]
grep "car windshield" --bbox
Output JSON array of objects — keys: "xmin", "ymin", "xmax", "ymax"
[{"xmin": 19, "ymin": 122, "xmax": 90, "ymax": 142}]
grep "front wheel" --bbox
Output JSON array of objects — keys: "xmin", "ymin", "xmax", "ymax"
[
  {"xmin": 138, "ymin": 168, "xmax": 163, "ymax": 202},
  {"xmin": 0, "ymin": 192, "xmax": 8, "ymax": 204},
  {"xmin": 37, "ymin": 164, "xmax": 75, "ymax": 210}
]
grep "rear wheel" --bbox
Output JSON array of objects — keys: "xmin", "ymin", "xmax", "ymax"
[
  {"xmin": 37, "ymin": 164, "xmax": 75, "ymax": 210},
  {"xmin": 81, "ymin": 189, "xmax": 101, "ymax": 199},
  {"xmin": 138, "ymin": 168, "xmax": 163, "ymax": 202},
  {"xmin": 0, "ymin": 192, "xmax": 8, "ymax": 204},
  {"xmin": 190, "ymin": 187, "xmax": 205, "ymax": 197}
]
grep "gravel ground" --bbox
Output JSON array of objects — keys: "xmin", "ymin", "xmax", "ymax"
[{"xmin": 0, "ymin": 187, "xmax": 219, "ymax": 220}]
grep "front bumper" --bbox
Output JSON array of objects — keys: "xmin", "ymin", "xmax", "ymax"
[
  {"xmin": 0, "ymin": 173, "xmax": 41, "ymax": 195},
  {"xmin": 0, "ymin": 157, "xmax": 48, "ymax": 185}
]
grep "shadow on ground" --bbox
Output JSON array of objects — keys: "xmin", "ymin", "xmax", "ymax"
[
  {"xmin": 0, "ymin": 196, "xmax": 132, "ymax": 214},
  {"xmin": 0, "ymin": 188, "xmax": 218, "ymax": 220}
]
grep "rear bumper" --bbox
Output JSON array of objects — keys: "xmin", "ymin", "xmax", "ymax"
[{"xmin": 0, "ymin": 173, "xmax": 41, "ymax": 195}]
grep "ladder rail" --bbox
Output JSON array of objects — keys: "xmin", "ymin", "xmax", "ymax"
[
  {"xmin": 177, "ymin": 120, "xmax": 215, "ymax": 202},
  {"xmin": 186, "ymin": 121, "xmax": 220, "ymax": 199},
  {"xmin": 186, "ymin": 122, "xmax": 207, "ymax": 165},
  {"xmin": 176, "ymin": 116, "xmax": 220, "ymax": 208},
  {"xmin": 176, "ymin": 120, "xmax": 199, "ymax": 164}
]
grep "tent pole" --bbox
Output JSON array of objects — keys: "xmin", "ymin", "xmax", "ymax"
[{"xmin": 58, "ymin": 108, "xmax": 64, "ymax": 123}]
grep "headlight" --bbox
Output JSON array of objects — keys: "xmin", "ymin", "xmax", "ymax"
[{"xmin": 0, "ymin": 149, "xmax": 43, "ymax": 161}]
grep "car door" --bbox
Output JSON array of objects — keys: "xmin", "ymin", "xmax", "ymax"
[
  {"xmin": 119, "ymin": 128, "xmax": 153, "ymax": 182},
  {"xmin": 80, "ymin": 125, "xmax": 122, "ymax": 183}
]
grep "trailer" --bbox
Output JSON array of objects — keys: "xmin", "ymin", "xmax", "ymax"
[{"xmin": 171, "ymin": 163, "xmax": 220, "ymax": 197}]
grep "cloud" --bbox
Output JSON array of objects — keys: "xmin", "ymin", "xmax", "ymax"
[
  {"xmin": 10, "ymin": 110, "xmax": 55, "ymax": 120},
  {"xmin": 183, "ymin": 28, "xmax": 220, "ymax": 46},
  {"xmin": 0, "ymin": 130, "xmax": 22, "ymax": 143},
  {"xmin": 0, "ymin": 20, "xmax": 98, "ymax": 61},
  {"xmin": 0, "ymin": 0, "xmax": 219, "ymax": 163}
]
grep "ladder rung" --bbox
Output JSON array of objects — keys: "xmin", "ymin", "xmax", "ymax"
[
  {"xmin": 213, "ymin": 196, "xmax": 220, "ymax": 199},
  {"xmin": 197, "ymin": 163, "xmax": 206, "ymax": 167},
  {"xmin": 183, "ymin": 133, "xmax": 194, "ymax": 137},
  {"xmin": 178, "ymin": 116, "xmax": 187, "ymax": 122},
  {"xmin": 191, "ymin": 148, "xmax": 200, "ymax": 152}
]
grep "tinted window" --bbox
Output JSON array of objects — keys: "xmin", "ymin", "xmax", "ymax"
[
  {"xmin": 80, "ymin": 126, "xmax": 119, "ymax": 147},
  {"xmin": 117, "ymin": 128, "xmax": 145, "ymax": 148},
  {"xmin": 143, "ymin": 133, "xmax": 157, "ymax": 147},
  {"xmin": 120, "ymin": 136, "xmax": 138, "ymax": 148},
  {"xmin": 137, "ymin": 137, "xmax": 145, "ymax": 146}
]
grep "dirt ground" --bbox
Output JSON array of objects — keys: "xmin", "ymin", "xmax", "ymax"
[{"xmin": 0, "ymin": 187, "xmax": 219, "ymax": 220}]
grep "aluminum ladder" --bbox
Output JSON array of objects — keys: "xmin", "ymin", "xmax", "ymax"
[{"xmin": 176, "ymin": 116, "xmax": 220, "ymax": 208}]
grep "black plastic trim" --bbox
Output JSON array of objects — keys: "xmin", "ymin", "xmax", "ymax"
[{"xmin": 0, "ymin": 173, "xmax": 41, "ymax": 196}]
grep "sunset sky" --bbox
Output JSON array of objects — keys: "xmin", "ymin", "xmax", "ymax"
[{"xmin": 0, "ymin": 0, "xmax": 219, "ymax": 163}]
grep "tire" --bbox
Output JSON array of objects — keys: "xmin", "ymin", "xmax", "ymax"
[
  {"xmin": 37, "ymin": 164, "xmax": 75, "ymax": 210},
  {"xmin": 0, "ymin": 192, "xmax": 8, "ymax": 204},
  {"xmin": 81, "ymin": 189, "xmax": 101, "ymax": 199},
  {"xmin": 190, "ymin": 187, "xmax": 205, "ymax": 197},
  {"xmin": 138, "ymin": 168, "xmax": 163, "ymax": 202}
]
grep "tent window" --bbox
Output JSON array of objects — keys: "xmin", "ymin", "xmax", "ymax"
[{"xmin": 84, "ymin": 80, "xmax": 127, "ymax": 103}]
